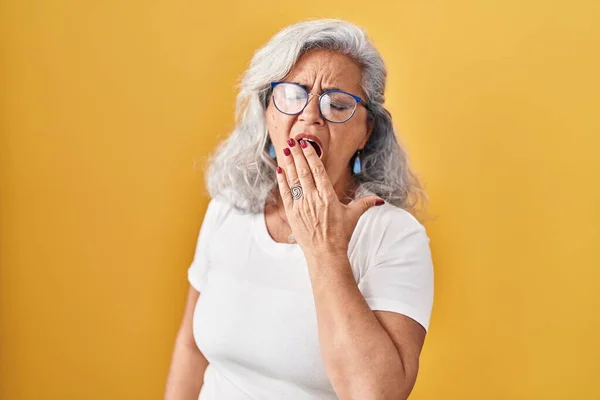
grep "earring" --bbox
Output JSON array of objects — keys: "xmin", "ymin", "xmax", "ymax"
[
  {"xmin": 353, "ymin": 150, "xmax": 362, "ymax": 174},
  {"xmin": 268, "ymin": 142, "xmax": 276, "ymax": 159}
]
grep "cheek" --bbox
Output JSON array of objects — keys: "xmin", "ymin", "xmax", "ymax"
[
  {"xmin": 330, "ymin": 122, "xmax": 367, "ymax": 153},
  {"xmin": 266, "ymin": 106, "xmax": 294, "ymax": 138}
]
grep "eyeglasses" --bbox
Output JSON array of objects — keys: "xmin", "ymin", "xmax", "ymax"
[{"xmin": 270, "ymin": 81, "xmax": 370, "ymax": 124}]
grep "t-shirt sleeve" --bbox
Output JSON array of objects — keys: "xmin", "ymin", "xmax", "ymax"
[
  {"xmin": 187, "ymin": 198, "xmax": 222, "ymax": 292},
  {"xmin": 358, "ymin": 224, "xmax": 434, "ymax": 332}
]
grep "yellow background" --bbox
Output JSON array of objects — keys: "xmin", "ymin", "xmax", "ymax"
[{"xmin": 1, "ymin": 0, "xmax": 598, "ymax": 399}]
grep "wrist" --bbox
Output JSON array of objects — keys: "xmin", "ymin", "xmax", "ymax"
[
  {"xmin": 303, "ymin": 250, "xmax": 354, "ymax": 285},
  {"xmin": 303, "ymin": 248, "xmax": 349, "ymax": 267},
  {"xmin": 303, "ymin": 245, "xmax": 348, "ymax": 262}
]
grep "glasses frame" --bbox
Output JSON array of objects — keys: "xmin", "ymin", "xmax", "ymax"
[{"xmin": 270, "ymin": 81, "xmax": 370, "ymax": 124}]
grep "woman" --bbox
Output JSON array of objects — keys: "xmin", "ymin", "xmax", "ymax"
[{"xmin": 165, "ymin": 19, "xmax": 434, "ymax": 400}]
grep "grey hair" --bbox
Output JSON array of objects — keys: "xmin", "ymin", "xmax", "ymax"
[{"xmin": 204, "ymin": 19, "xmax": 428, "ymax": 219}]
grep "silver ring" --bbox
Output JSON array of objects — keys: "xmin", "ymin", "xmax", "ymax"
[{"xmin": 290, "ymin": 184, "xmax": 303, "ymax": 200}]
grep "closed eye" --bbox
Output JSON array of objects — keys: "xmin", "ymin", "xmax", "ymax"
[{"xmin": 330, "ymin": 102, "xmax": 352, "ymax": 110}]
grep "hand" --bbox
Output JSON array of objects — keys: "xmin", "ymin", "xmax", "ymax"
[{"xmin": 275, "ymin": 138, "xmax": 385, "ymax": 258}]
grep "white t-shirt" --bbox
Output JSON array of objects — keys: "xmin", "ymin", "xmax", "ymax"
[{"xmin": 188, "ymin": 197, "xmax": 434, "ymax": 400}]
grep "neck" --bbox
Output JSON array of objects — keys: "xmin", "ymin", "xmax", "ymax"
[{"xmin": 333, "ymin": 165, "xmax": 358, "ymax": 205}]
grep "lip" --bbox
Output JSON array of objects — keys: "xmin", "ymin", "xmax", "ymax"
[{"xmin": 294, "ymin": 133, "xmax": 324, "ymax": 157}]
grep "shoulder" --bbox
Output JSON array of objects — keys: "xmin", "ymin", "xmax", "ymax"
[
  {"xmin": 349, "ymin": 202, "xmax": 431, "ymax": 275},
  {"xmin": 203, "ymin": 196, "xmax": 241, "ymax": 228},
  {"xmin": 359, "ymin": 202, "xmax": 428, "ymax": 244}
]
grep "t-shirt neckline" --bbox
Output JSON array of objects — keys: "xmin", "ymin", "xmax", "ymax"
[{"xmin": 252, "ymin": 206, "xmax": 303, "ymax": 257}]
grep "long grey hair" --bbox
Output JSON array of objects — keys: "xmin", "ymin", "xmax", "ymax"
[{"xmin": 204, "ymin": 19, "xmax": 428, "ymax": 218}]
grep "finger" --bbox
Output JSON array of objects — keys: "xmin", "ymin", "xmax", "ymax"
[
  {"xmin": 281, "ymin": 143, "xmax": 298, "ymax": 188},
  {"xmin": 275, "ymin": 165, "xmax": 294, "ymax": 210},
  {"xmin": 348, "ymin": 195, "xmax": 385, "ymax": 222},
  {"xmin": 298, "ymin": 138, "xmax": 336, "ymax": 199},
  {"xmin": 288, "ymin": 138, "xmax": 317, "ymax": 194}
]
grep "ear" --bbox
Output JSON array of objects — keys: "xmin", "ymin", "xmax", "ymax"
[{"xmin": 360, "ymin": 118, "xmax": 375, "ymax": 149}]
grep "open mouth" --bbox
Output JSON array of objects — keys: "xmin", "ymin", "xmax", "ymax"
[{"xmin": 302, "ymin": 139, "xmax": 322, "ymax": 158}]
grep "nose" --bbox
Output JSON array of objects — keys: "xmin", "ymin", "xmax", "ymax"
[{"xmin": 299, "ymin": 93, "xmax": 325, "ymax": 125}]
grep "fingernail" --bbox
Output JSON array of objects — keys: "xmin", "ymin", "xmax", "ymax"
[
  {"xmin": 287, "ymin": 138, "xmax": 295, "ymax": 147},
  {"xmin": 299, "ymin": 139, "xmax": 308, "ymax": 149},
  {"xmin": 283, "ymin": 148, "xmax": 291, "ymax": 156},
  {"xmin": 276, "ymin": 166, "xmax": 282, "ymax": 174},
  {"xmin": 375, "ymin": 199, "xmax": 385, "ymax": 206}
]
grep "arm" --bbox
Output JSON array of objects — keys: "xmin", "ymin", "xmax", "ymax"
[
  {"xmin": 306, "ymin": 252, "xmax": 425, "ymax": 400},
  {"xmin": 164, "ymin": 285, "xmax": 209, "ymax": 400},
  {"xmin": 273, "ymin": 138, "xmax": 429, "ymax": 398}
]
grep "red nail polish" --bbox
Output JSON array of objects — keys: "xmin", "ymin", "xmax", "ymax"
[
  {"xmin": 276, "ymin": 166, "xmax": 282, "ymax": 174},
  {"xmin": 287, "ymin": 138, "xmax": 295, "ymax": 147},
  {"xmin": 375, "ymin": 199, "xmax": 385, "ymax": 206},
  {"xmin": 299, "ymin": 139, "xmax": 307, "ymax": 148},
  {"xmin": 283, "ymin": 148, "xmax": 291, "ymax": 156}
]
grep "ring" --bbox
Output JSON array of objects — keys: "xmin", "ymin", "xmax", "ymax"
[{"xmin": 290, "ymin": 184, "xmax": 303, "ymax": 200}]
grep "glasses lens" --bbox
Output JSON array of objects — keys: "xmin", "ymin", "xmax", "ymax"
[
  {"xmin": 320, "ymin": 92, "xmax": 357, "ymax": 122},
  {"xmin": 273, "ymin": 83, "xmax": 307, "ymax": 114}
]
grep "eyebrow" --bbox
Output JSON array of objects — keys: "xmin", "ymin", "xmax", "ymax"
[{"xmin": 292, "ymin": 81, "xmax": 342, "ymax": 92}]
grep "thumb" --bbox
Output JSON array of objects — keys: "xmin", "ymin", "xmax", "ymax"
[{"xmin": 348, "ymin": 195, "xmax": 385, "ymax": 220}]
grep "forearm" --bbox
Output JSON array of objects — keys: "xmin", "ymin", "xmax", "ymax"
[
  {"xmin": 306, "ymin": 252, "xmax": 407, "ymax": 400},
  {"xmin": 164, "ymin": 341, "xmax": 208, "ymax": 400}
]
